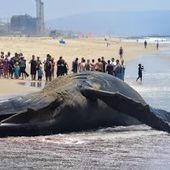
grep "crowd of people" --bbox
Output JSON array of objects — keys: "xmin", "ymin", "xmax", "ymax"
[
  {"xmin": 0, "ymin": 51, "xmax": 29, "ymax": 80},
  {"xmin": 0, "ymin": 50, "xmax": 126, "ymax": 82},
  {"xmin": 72, "ymin": 57, "xmax": 126, "ymax": 81}
]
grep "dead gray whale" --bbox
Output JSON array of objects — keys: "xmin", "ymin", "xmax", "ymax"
[{"xmin": 0, "ymin": 72, "xmax": 170, "ymax": 137}]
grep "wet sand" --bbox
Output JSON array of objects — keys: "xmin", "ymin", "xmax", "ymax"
[{"xmin": 0, "ymin": 126, "xmax": 169, "ymax": 170}]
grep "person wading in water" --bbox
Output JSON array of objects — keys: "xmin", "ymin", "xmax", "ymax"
[{"xmin": 136, "ymin": 64, "xmax": 144, "ymax": 83}]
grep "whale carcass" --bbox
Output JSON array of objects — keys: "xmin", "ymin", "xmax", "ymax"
[{"xmin": 0, "ymin": 72, "xmax": 170, "ymax": 137}]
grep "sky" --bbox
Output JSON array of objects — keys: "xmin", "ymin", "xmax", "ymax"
[{"xmin": 0, "ymin": 0, "xmax": 170, "ymax": 20}]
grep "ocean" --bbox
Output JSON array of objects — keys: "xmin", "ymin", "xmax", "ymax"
[
  {"xmin": 123, "ymin": 37, "xmax": 170, "ymax": 44},
  {"xmin": 0, "ymin": 48, "xmax": 170, "ymax": 169}
]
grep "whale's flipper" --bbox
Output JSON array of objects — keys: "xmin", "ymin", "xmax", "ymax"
[{"xmin": 81, "ymin": 88, "xmax": 170, "ymax": 133}]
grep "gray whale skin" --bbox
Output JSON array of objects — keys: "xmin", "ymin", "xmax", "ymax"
[{"xmin": 0, "ymin": 72, "xmax": 170, "ymax": 137}]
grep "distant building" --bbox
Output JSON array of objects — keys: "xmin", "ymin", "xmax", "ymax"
[
  {"xmin": 10, "ymin": 0, "xmax": 45, "ymax": 36},
  {"xmin": 10, "ymin": 14, "xmax": 37, "ymax": 35}
]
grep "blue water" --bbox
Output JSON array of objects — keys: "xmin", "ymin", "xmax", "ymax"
[{"xmin": 126, "ymin": 49, "xmax": 170, "ymax": 112}]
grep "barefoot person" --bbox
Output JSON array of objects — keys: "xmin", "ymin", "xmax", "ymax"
[
  {"xmin": 136, "ymin": 64, "xmax": 144, "ymax": 83},
  {"xmin": 119, "ymin": 47, "xmax": 124, "ymax": 59},
  {"xmin": 29, "ymin": 55, "xmax": 37, "ymax": 80}
]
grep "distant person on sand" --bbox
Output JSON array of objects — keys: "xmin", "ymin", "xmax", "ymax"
[
  {"xmin": 119, "ymin": 47, "xmax": 124, "ymax": 59},
  {"xmin": 156, "ymin": 41, "xmax": 159, "ymax": 50},
  {"xmin": 136, "ymin": 64, "xmax": 144, "ymax": 83},
  {"xmin": 144, "ymin": 40, "xmax": 147, "ymax": 48}
]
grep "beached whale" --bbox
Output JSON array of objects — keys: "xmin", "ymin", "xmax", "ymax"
[{"xmin": 0, "ymin": 72, "xmax": 170, "ymax": 137}]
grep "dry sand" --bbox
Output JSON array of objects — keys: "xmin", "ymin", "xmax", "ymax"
[{"xmin": 0, "ymin": 36, "xmax": 168, "ymax": 97}]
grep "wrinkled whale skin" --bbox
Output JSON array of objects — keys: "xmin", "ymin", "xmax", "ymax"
[{"xmin": 0, "ymin": 72, "xmax": 170, "ymax": 137}]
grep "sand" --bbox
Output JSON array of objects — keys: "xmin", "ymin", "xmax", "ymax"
[{"xmin": 0, "ymin": 36, "xmax": 168, "ymax": 97}]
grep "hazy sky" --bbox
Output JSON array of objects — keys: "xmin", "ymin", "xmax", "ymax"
[{"xmin": 0, "ymin": 0, "xmax": 170, "ymax": 20}]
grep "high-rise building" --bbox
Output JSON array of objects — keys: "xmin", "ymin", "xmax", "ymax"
[{"xmin": 35, "ymin": 0, "xmax": 45, "ymax": 34}]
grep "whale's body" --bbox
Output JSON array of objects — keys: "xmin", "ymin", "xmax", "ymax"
[{"xmin": 0, "ymin": 72, "xmax": 170, "ymax": 137}]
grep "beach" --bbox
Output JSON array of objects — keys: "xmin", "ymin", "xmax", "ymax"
[
  {"xmin": 0, "ymin": 37, "xmax": 170, "ymax": 169},
  {"xmin": 0, "ymin": 36, "xmax": 169, "ymax": 96}
]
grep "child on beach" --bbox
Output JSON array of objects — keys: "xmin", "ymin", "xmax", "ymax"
[
  {"xmin": 14, "ymin": 62, "xmax": 20, "ymax": 79},
  {"xmin": 38, "ymin": 65, "xmax": 43, "ymax": 81}
]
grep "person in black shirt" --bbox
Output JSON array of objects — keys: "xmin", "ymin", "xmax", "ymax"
[
  {"xmin": 136, "ymin": 64, "xmax": 144, "ymax": 83},
  {"xmin": 72, "ymin": 58, "xmax": 79, "ymax": 73},
  {"xmin": 57, "ymin": 56, "xmax": 65, "ymax": 77},
  {"xmin": 29, "ymin": 55, "xmax": 37, "ymax": 80},
  {"xmin": 101, "ymin": 57, "xmax": 107, "ymax": 73},
  {"xmin": 106, "ymin": 60, "xmax": 114, "ymax": 75},
  {"xmin": 44, "ymin": 58, "xmax": 52, "ymax": 81},
  {"xmin": 144, "ymin": 40, "xmax": 147, "ymax": 48}
]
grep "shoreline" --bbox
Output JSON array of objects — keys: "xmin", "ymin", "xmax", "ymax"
[{"xmin": 0, "ymin": 37, "xmax": 169, "ymax": 97}]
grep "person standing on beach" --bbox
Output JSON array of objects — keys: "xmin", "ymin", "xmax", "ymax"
[
  {"xmin": 36, "ymin": 57, "xmax": 42, "ymax": 71},
  {"xmin": 63, "ymin": 60, "xmax": 69, "ymax": 75},
  {"xmin": 57, "ymin": 56, "xmax": 65, "ymax": 77},
  {"xmin": 119, "ymin": 47, "xmax": 124, "ymax": 59},
  {"xmin": 95, "ymin": 58, "xmax": 103, "ymax": 72},
  {"xmin": 156, "ymin": 41, "xmax": 159, "ymax": 50},
  {"xmin": 9, "ymin": 57, "xmax": 15, "ymax": 79},
  {"xmin": 44, "ymin": 58, "xmax": 52, "ymax": 81},
  {"xmin": 120, "ymin": 59, "xmax": 126, "ymax": 81},
  {"xmin": 72, "ymin": 58, "xmax": 79, "ymax": 73},
  {"xmin": 85, "ymin": 59, "xmax": 91, "ymax": 71},
  {"xmin": 14, "ymin": 62, "xmax": 20, "ymax": 79},
  {"xmin": 29, "ymin": 55, "xmax": 37, "ymax": 80},
  {"xmin": 19, "ymin": 56, "xmax": 29, "ymax": 79},
  {"xmin": 106, "ymin": 60, "xmax": 114, "ymax": 75},
  {"xmin": 79, "ymin": 58, "xmax": 86, "ymax": 73},
  {"xmin": 144, "ymin": 40, "xmax": 147, "ymax": 48},
  {"xmin": 111, "ymin": 58, "xmax": 116, "ymax": 66},
  {"xmin": 3, "ymin": 55, "xmax": 10, "ymax": 78},
  {"xmin": 51, "ymin": 58, "xmax": 55, "ymax": 80},
  {"xmin": 38, "ymin": 65, "xmax": 43, "ymax": 81},
  {"xmin": 0, "ymin": 57, "xmax": 3, "ymax": 78},
  {"xmin": 101, "ymin": 57, "xmax": 107, "ymax": 73},
  {"xmin": 136, "ymin": 64, "xmax": 144, "ymax": 83},
  {"xmin": 114, "ymin": 59, "xmax": 123, "ymax": 80},
  {"xmin": 90, "ymin": 59, "xmax": 96, "ymax": 71}
]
